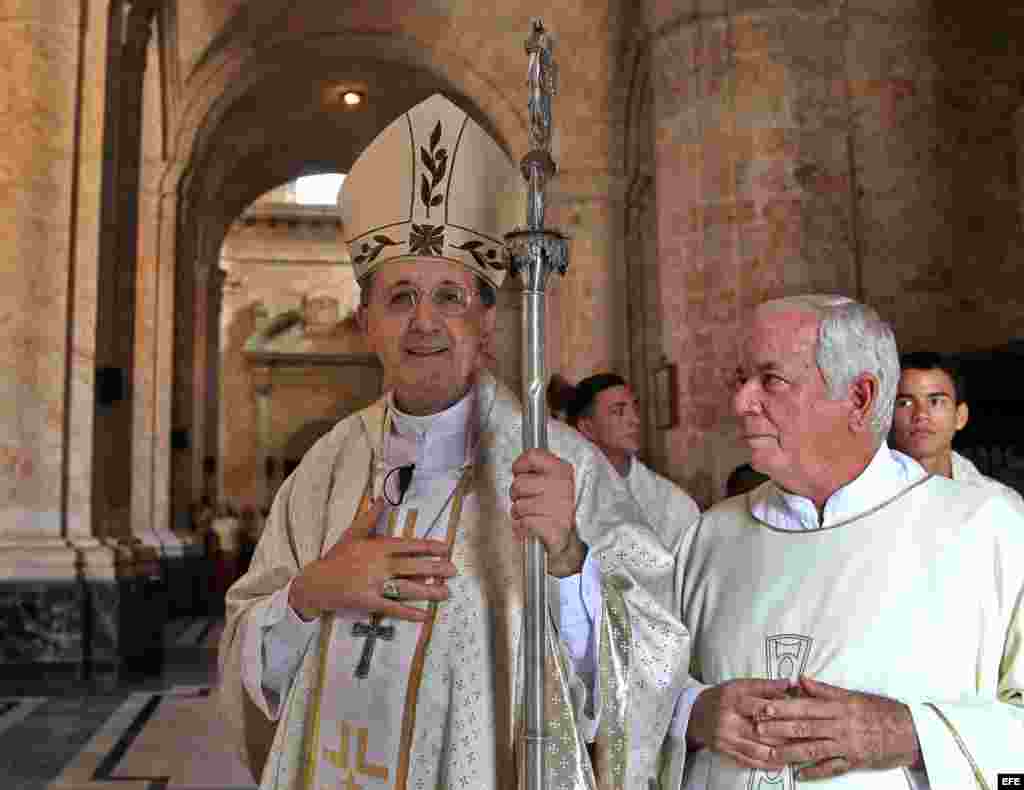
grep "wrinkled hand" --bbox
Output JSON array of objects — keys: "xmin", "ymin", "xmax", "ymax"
[
  {"xmin": 687, "ymin": 679, "xmax": 793, "ymax": 770},
  {"xmin": 510, "ymin": 448, "xmax": 586, "ymax": 578},
  {"xmin": 289, "ymin": 498, "xmax": 457, "ymax": 622},
  {"xmin": 755, "ymin": 676, "xmax": 923, "ymax": 780}
]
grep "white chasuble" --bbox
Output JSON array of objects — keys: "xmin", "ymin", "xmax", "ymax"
[
  {"xmin": 676, "ymin": 475, "xmax": 1024, "ymax": 790},
  {"xmin": 218, "ymin": 372, "xmax": 691, "ymax": 790}
]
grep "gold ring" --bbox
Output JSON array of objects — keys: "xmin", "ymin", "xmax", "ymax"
[{"xmin": 382, "ymin": 579, "xmax": 402, "ymax": 600}]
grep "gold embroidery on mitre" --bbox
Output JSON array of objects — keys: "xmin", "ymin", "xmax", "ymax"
[{"xmin": 340, "ymin": 94, "xmax": 522, "ymax": 290}]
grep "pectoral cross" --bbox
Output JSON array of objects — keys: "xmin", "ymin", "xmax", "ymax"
[
  {"xmin": 351, "ymin": 500, "xmax": 408, "ymax": 679},
  {"xmin": 352, "ymin": 617, "xmax": 394, "ymax": 678}
]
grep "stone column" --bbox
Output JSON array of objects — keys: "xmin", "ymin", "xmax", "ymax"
[
  {"xmin": 0, "ymin": 0, "xmax": 129, "ymax": 678},
  {"xmin": 642, "ymin": 0, "xmax": 942, "ymax": 503},
  {"xmin": 189, "ymin": 264, "xmax": 213, "ymax": 508},
  {"xmin": 132, "ymin": 0, "xmax": 180, "ymax": 544},
  {"xmin": 251, "ymin": 367, "xmax": 274, "ymax": 513},
  {"xmin": 170, "ymin": 247, "xmax": 198, "ymax": 542},
  {"xmin": 622, "ymin": 27, "xmax": 661, "ymax": 467},
  {"xmin": 204, "ymin": 268, "xmax": 227, "ymax": 503},
  {"xmin": 92, "ymin": 1, "xmax": 153, "ymax": 560},
  {"xmin": 0, "ymin": 0, "xmax": 99, "ymax": 549},
  {"xmin": 548, "ymin": 170, "xmax": 630, "ymax": 383},
  {"xmin": 1017, "ymin": 106, "xmax": 1024, "ymax": 229}
]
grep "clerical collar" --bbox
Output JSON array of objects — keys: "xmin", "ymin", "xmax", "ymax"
[
  {"xmin": 385, "ymin": 391, "xmax": 475, "ymax": 475},
  {"xmin": 750, "ymin": 441, "xmax": 927, "ymax": 531},
  {"xmin": 390, "ymin": 392, "xmax": 473, "ymax": 439}
]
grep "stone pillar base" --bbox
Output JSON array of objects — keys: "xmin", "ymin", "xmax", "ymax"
[
  {"xmin": 0, "ymin": 539, "xmax": 168, "ymax": 693},
  {"xmin": 163, "ymin": 537, "xmax": 210, "ymax": 618}
]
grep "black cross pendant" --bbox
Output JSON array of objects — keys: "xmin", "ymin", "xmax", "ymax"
[{"xmin": 352, "ymin": 616, "xmax": 395, "ymax": 678}]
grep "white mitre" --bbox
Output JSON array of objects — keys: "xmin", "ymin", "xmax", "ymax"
[{"xmin": 341, "ymin": 93, "xmax": 522, "ymax": 289}]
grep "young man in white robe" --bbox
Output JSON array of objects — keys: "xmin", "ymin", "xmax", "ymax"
[
  {"xmin": 217, "ymin": 94, "xmax": 690, "ymax": 790},
  {"xmin": 669, "ymin": 295, "xmax": 1024, "ymax": 789},
  {"xmin": 552, "ymin": 373, "xmax": 700, "ymax": 555},
  {"xmin": 890, "ymin": 351, "xmax": 1024, "ymax": 508}
]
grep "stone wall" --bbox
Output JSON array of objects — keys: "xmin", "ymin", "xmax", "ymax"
[
  {"xmin": 634, "ymin": 0, "xmax": 1024, "ymax": 505},
  {"xmin": 0, "ymin": 2, "xmax": 97, "ymax": 547},
  {"xmin": 913, "ymin": 2, "xmax": 1024, "ymax": 352}
]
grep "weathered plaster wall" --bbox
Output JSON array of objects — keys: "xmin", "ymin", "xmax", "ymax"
[
  {"xmin": 0, "ymin": 0, "xmax": 112, "ymax": 579},
  {"xmin": 635, "ymin": 0, "xmax": 1024, "ymax": 504}
]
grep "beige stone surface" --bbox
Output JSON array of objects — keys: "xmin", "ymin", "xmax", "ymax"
[
  {"xmin": 154, "ymin": 191, "xmax": 178, "ymax": 537},
  {"xmin": 0, "ymin": 8, "xmax": 84, "ymax": 534},
  {"xmin": 67, "ymin": 0, "xmax": 115, "ymax": 542}
]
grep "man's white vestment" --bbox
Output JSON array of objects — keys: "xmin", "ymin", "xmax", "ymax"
[
  {"xmin": 219, "ymin": 373, "xmax": 690, "ymax": 790},
  {"xmin": 676, "ymin": 465, "xmax": 1024, "ymax": 789},
  {"xmin": 625, "ymin": 459, "xmax": 700, "ymax": 556},
  {"xmin": 952, "ymin": 450, "xmax": 1024, "ymax": 509}
]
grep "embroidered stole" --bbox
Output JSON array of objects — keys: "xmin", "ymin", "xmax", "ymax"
[{"xmin": 303, "ymin": 470, "xmax": 474, "ymax": 790}]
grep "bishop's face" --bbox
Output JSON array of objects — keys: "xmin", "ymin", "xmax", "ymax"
[
  {"xmin": 732, "ymin": 307, "xmax": 850, "ymax": 496},
  {"xmin": 359, "ymin": 258, "xmax": 496, "ymax": 416}
]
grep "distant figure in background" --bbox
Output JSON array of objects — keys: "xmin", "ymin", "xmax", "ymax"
[
  {"xmin": 549, "ymin": 372, "xmax": 700, "ymax": 551},
  {"xmin": 890, "ymin": 351, "xmax": 1024, "ymax": 505},
  {"xmin": 724, "ymin": 463, "xmax": 770, "ymax": 499}
]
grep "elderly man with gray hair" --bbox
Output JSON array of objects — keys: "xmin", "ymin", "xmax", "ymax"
[{"xmin": 664, "ymin": 295, "xmax": 1024, "ymax": 790}]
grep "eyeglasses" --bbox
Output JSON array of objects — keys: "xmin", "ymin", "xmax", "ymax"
[{"xmin": 380, "ymin": 283, "xmax": 474, "ymax": 317}]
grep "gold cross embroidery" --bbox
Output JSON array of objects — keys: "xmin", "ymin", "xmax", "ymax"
[{"xmin": 323, "ymin": 721, "xmax": 389, "ymax": 789}]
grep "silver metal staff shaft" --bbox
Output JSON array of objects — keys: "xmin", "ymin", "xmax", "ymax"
[{"xmin": 506, "ymin": 19, "xmax": 569, "ymax": 790}]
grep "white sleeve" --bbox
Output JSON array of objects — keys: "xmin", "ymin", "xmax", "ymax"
[
  {"xmin": 669, "ymin": 684, "xmax": 711, "ymax": 739},
  {"xmin": 556, "ymin": 550, "xmax": 604, "ymax": 741},
  {"xmin": 240, "ymin": 578, "xmax": 321, "ymax": 721},
  {"xmin": 557, "ymin": 551, "xmax": 603, "ymax": 669}
]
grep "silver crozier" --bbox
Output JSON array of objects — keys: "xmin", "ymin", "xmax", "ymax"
[{"xmin": 506, "ymin": 19, "xmax": 569, "ymax": 790}]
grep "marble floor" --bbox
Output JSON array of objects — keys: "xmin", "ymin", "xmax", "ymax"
[{"xmin": 1, "ymin": 618, "xmax": 258, "ymax": 790}]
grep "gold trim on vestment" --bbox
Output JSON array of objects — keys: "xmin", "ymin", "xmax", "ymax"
[
  {"xmin": 402, "ymin": 510, "xmax": 418, "ymax": 539},
  {"xmin": 593, "ymin": 578, "xmax": 631, "ymax": 790},
  {"xmin": 303, "ymin": 489, "xmax": 373, "ymax": 790},
  {"xmin": 748, "ymin": 474, "xmax": 934, "ymax": 534},
  {"xmin": 922, "ymin": 703, "xmax": 990, "ymax": 790},
  {"xmin": 395, "ymin": 467, "xmax": 474, "ymax": 789},
  {"xmin": 544, "ymin": 624, "xmax": 597, "ymax": 789}
]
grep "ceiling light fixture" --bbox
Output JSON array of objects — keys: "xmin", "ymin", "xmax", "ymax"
[{"xmin": 342, "ymin": 90, "xmax": 363, "ymax": 107}]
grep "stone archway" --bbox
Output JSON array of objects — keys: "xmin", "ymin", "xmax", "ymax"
[
  {"xmin": 145, "ymin": 27, "xmax": 527, "ymax": 539},
  {"xmin": 169, "ymin": 61, "xmax": 527, "ymax": 533},
  {"xmin": 131, "ymin": 2, "xmax": 630, "ymax": 542}
]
